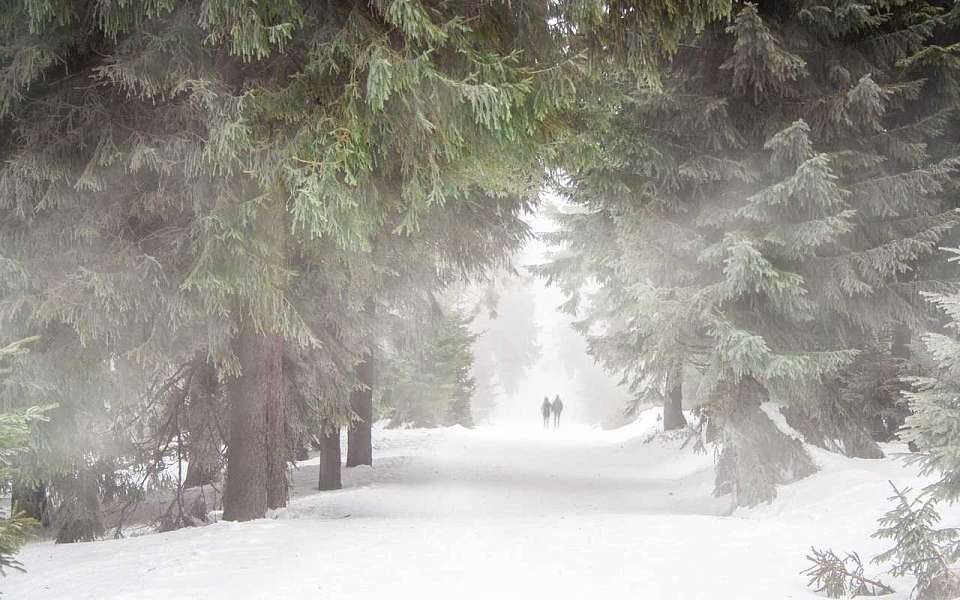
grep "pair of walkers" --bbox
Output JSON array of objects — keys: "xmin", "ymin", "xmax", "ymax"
[{"xmin": 541, "ymin": 395, "xmax": 564, "ymax": 429}]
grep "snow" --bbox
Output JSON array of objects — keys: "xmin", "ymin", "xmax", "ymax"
[{"xmin": 4, "ymin": 408, "xmax": 955, "ymax": 600}]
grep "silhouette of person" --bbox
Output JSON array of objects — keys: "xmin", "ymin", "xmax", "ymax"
[
  {"xmin": 551, "ymin": 394, "xmax": 564, "ymax": 429},
  {"xmin": 541, "ymin": 396, "xmax": 552, "ymax": 429}
]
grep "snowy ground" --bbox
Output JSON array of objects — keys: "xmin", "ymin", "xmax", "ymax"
[{"xmin": 5, "ymin": 409, "xmax": 954, "ymax": 600}]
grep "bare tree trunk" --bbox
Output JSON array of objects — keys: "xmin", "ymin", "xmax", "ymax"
[
  {"xmin": 318, "ymin": 424, "xmax": 342, "ymax": 491},
  {"xmin": 266, "ymin": 364, "xmax": 288, "ymax": 510},
  {"xmin": 294, "ymin": 431, "xmax": 310, "ymax": 461},
  {"xmin": 892, "ymin": 324, "xmax": 911, "ymax": 360},
  {"xmin": 346, "ymin": 354, "xmax": 374, "ymax": 467},
  {"xmin": 183, "ymin": 357, "xmax": 222, "ymax": 488},
  {"xmin": 223, "ymin": 323, "xmax": 282, "ymax": 521},
  {"xmin": 664, "ymin": 380, "xmax": 687, "ymax": 431},
  {"xmin": 11, "ymin": 482, "xmax": 50, "ymax": 528}
]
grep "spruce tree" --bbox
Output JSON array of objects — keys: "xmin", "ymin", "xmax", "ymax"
[
  {"xmin": 469, "ymin": 274, "xmax": 542, "ymax": 421},
  {"xmin": 380, "ymin": 303, "xmax": 478, "ymax": 428},
  {"xmin": 902, "ymin": 247, "xmax": 960, "ymax": 502},
  {"xmin": 0, "ymin": 1, "xmax": 572, "ymax": 521},
  {"xmin": 542, "ymin": 1, "xmax": 960, "ymax": 506},
  {"xmin": 0, "ymin": 338, "xmax": 48, "ymax": 576},
  {"xmin": 873, "ymin": 483, "xmax": 960, "ymax": 600},
  {"xmin": 802, "ymin": 547, "xmax": 894, "ymax": 598},
  {"xmin": 0, "ymin": 0, "xmax": 778, "ymax": 524}
]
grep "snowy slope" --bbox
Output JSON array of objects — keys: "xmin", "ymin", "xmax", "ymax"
[{"xmin": 3, "ymin": 409, "xmax": 952, "ymax": 600}]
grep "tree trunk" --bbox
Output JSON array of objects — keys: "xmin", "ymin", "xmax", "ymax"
[
  {"xmin": 266, "ymin": 365, "xmax": 288, "ymax": 510},
  {"xmin": 54, "ymin": 467, "xmax": 104, "ymax": 543},
  {"xmin": 11, "ymin": 482, "xmax": 50, "ymax": 528},
  {"xmin": 294, "ymin": 432, "xmax": 310, "ymax": 462},
  {"xmin": 714, "ymin": 379, "xmax": 817, "ymax": 508},
  {"xmin": 892, "ymin": 324, "xmax": 911, "ymax": 360},
  {"xmin": 663, "ymin": 380, "xmax": 687, "ymax": 431},
  {"xmin": 318, "ymin": 424, "xmax": 342, "ymax": 491},
  {"xmin": 183, "ymin": 357, "xmax": 222, "ymax": 488},
  {"xmin": 346, "ymin": 353, "xmax": 374, "ymax": 467},
  {"xmin": 223, "ymin": 323, "xmax": 282, "ymax": 521}
]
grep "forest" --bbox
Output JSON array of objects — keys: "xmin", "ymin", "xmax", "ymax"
[{"xmin": 4, "ymin": 1, "xmax": 960, "ymax": 599}]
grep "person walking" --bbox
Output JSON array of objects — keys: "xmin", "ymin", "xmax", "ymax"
[
  {"xmin": 541, "ymin": 396, "xmax": 552, "ymax": 429},
  {"xmin": 551, "ymin": 394, "xmax": 564, "ymax": 429}
]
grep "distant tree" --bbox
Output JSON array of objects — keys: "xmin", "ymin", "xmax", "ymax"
[
  {"xmin": 469, "ymin": 276, "xmax": 542, "ymax": 420},
  {"xmin": 381, "ymin": 305, "xmax": 478, "ymax": 428}
]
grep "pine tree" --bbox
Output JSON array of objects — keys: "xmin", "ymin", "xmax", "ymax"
[
  {"xmin": 806, "ymin": 481, "xmax": 960, "ymax": 599},
  {"xmin": 802, "ymin": 547, "xmax": 894, "ymax": 598},
  {"xmin": 0, "ymin": 0, "xmax": 769, "ymax": 524},
  {"xmin": 0, "ymin": 338, "xmax": 49, "ymax": 577},
  {"xmin": 0, "ymin": 1, "xmax": 573, "ymax": 521},
  {"xmin": 381, "ymin": 304, "xmax": 478, "ymax": 428},
  {"xmin": 901, "ymin": 247, "xmax": 960, "ymax": 502},
  {"xmin": 873, "ymin": 483, "xmax": 960, "ymax": 600},
  {"xmin": 542, "ymin": 1, "xmax": 960, "ymax": 506},
  {"xmin": 468, "ymin": 274, "xmax": 542, "ymax": 421}
]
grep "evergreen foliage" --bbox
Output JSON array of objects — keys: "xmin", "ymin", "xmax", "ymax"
[
  {"xmin": 803, "ymin": 547, "xmax": 894, "ymax": 598},
  {"xmin": 381, "ymin": 305, "xmax": 477, "ymax": 428},
  {"xmin": 902, "ymin": 247, "xmax": 960, "ymax": 502},
  {"xmin": 805, "ymin": 482, "xmax": 960, "ymax": 599},
  {"xmin": 6, "ymin": 0, "xmax": 954, "ymax": 557},
  {"xmin": 840, "ymin": 342, "xmax": 911, "ymax": 445},
  {"xmin": 873, "ymin": 483, "xmax": 960, "ymax": 600},
  {"xmin": 0, "ymin": 0, "xmax": 569, "ymax": 522},
  {"xmin": 541, "ymin": 0, "xmax": 960, "ymax": 505},
  {"xmin": 0, "ymin": 337, "xmax": 49, "ymax": 576}
]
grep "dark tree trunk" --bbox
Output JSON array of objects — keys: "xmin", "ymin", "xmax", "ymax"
[
  {"xmin": 223, "ymin": 323, "xmax": 282, "ymax": 521},
  {"xmin": 294, "ymin": 432, "xmax": 310, "ymax": 461},
  {"xmin": 318, "ymin": 424, "xmax": 342, "ymax": 491},
  {"xmin": 54, "ymin": 468, "xmax": 104, "ymax": 543},
  {"xmin": 11, "ymin": 482, "xmax": 50, "ymax": 528},
  {"xmin": 266, "ymin": 365, "xmax": 288, "ymax": 510},
  {"xmin": 183, "ymin": 357, "xmax": 222, "ymax": 488},
  {"xmin": 346, "ymin": 354, "xmax": 374, "ymax": 467},
  {"xmin": 183, "ymin": 439, "xmax": 220, "ymax": 488},
  {"xmin": 663, "ymin": 380, "xmax": 687, "ymax": 431},
  {"xmin": 892, "ymin": 324, "xmax": 911, "ymax": 360}
]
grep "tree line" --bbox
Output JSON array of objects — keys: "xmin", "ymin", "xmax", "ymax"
[{"xmin": 4, "ymin": 0, "xmax": 960, "ymax": 587}]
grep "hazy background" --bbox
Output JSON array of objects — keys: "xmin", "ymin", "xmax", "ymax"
[{"xmin": 469, "ymin": 197, "xmax": 633, "ymax": 428}]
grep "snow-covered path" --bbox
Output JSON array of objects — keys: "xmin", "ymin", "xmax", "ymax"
[{"xmin": 3, "ymin": 413, "xmax": 945, "ymax": 599}]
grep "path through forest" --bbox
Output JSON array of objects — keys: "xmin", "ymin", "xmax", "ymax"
[{"xmin": 4, "ymin": 409, "xmax": 941, "ymax": 599}]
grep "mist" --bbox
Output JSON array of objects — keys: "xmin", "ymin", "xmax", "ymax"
[{"xmin": 471, "ymin": 198, "xmax": 633, "ymax": 428}]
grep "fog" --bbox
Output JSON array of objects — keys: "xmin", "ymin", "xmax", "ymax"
[{"xmin": 471, "ymin": 197, "xmax": 633, "ymax": 429}]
